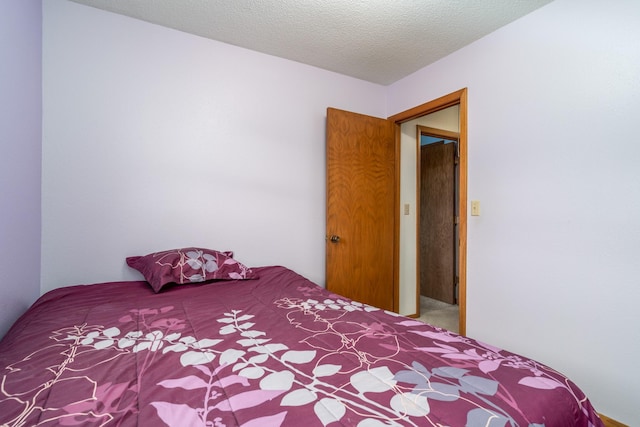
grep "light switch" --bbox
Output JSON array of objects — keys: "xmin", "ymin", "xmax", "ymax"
[
  {"xmin": 471, "ymin": 200, "xmax": 481, "ymax": 216},
  {"xmin": 404, "ymin": 204, "xmax": 410, "ymax": 215}
]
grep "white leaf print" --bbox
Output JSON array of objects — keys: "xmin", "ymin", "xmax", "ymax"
[
  {"xmin": 93, "ymin": 339, "xmax": 114, "ymax": 350},
  {"xmin": 390, "ymin": 393, "xmax": 430, "ymax": 417},
  {"xmin": 165, "ymin": 332, "xmax": 181, "ymax": 341},
  {"xmin": 163, "ymin": 343, "xmax": 188, "ymax": 353},
  {"xmin": 281, "ymin": 350, "xmax": 316, "ymax": 364},
  {"xmin": 81, "ymin": 331, "xmax": 99, "ymax": 345},
  {"xmin": 351, "ymin": 367, "xmax": 396, "ymax": 394},
  {"xmin": 466, "ymin": 407, "xmax": 509, "ymax": 426},
  {"xmin": 236, "ymin": 338, "xmax": 270, "ymax": 347},
  {"xmin": 103, "ymin": 327, "xmax": 121, "ymax": 338},
  {"xmin": 145, "ymin": 331, "xmax": 164, "ymax": 351},
  {"xmin": 236, "ymin": 314, "xmax": 254, "ymax": 321},
  {"xmin": 313, "ymin": 364, "xmax": 342, "ymax": 377},
  {"xmin": 250, "ymin": 343, "xmax": 288, "ymax": 354},
  {"xmin": 220, "ymin": 349, "xmax": 246, "ymax": 365},
  {"xmin": 118, "ymin": 338, "xmax": 136, "ymax": 348},
  {"xmin": 186, "ymin": 257, "xmax": 201, "ymax": 266},
  {"xmin": 217, "ymin": 317, "xmax": 235, "ymax": 324},
  {"xmin": 133, "ymin": 341, "xmax": 151, "ymax": 353},
  {"xmin": 240, "ymin": 330, "xmax": 266, "ymax": 338},
  {"xmin": 314, "ymin": 398, "xmax": 346, "ymax": 426},
  {"xmin": 220, "ymin": 325, "xmax": 237, "ymax": 335},
  {"xmin": 249, "ymin": 354, "xmax": 269, "ymax": 364},
  {"xmin": 232, "ymin": 362, "xmax": 248, "ymax": 372},
  {"xmin": 186, "ymin": 251, "xmax": 203, "ymax": 268},
  {"xmin": 281, "ymin": 388, "xmax": 317, "ymax": 406},
  {"xmin": 203, "ymin": 255, "xmax": 218, "ymax": 272},
  {"xmin": 238, "ymin": 322, "xmax": 255, "ymax": 330},
  {"xmin": 147, "ymin": 331, "xmax": 163, "ymax": 339},
  {"xmin": 180, "ymin": 350, "xmax": 216, "ymax": 367},
  {"xmin": 239, "ymin": 366, "xmax": 265, "ymax": 379},
  {"xmin": 195, "ymin": 338, "xmax": 222, "ymax": 349},
  {"xmin": 260, "ymin": 370, "xmax": 295, "ymax": 391}
]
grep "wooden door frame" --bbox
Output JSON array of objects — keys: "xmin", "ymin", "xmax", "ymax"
[{"xmin": 388, "ymin": 88, "xmax": 468, "ymax": 336}]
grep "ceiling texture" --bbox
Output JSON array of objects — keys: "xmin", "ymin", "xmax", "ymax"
[{"xmin": 69, "ymin": 0, "xmax": 553, "ymax": 85}]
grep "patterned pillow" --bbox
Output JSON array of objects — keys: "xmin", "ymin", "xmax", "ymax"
[{"xmin": 126, "ymin": 247, "xmax": 258, "ymax": 293}]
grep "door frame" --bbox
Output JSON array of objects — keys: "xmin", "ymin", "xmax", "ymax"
[{"xmin": 388, "ymin": 88, "xmax": 468, "ymax": 336}]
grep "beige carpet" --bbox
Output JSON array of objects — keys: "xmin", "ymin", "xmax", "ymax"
[{"xmin": 417, "ymin": 295, "xmax": 459, "ymax": 333}]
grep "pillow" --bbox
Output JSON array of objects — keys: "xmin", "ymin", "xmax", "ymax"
[{"xmin": 126, "ymin": 247, "xmax": 258, "ymax": 293}]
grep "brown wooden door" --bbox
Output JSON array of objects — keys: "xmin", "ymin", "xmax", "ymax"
[
  {"xmin": 326, "ymin": 108, "xmax": 396, "ymax": 311},
  {"xmin": 420, "ymin": 141, "xmax": 456, "ymax": 304}
]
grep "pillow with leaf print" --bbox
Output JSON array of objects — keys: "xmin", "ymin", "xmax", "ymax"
[{"xmin": 126, "ymin": 247, "xmax": 258, "ymax": 293}]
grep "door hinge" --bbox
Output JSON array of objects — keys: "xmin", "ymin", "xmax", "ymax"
[{"xmin": 454, "ymin": 215, "xmax": 459, "ymax": 225}]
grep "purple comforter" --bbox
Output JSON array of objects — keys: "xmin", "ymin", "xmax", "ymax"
[{"xmin": 0, "ymin": 266, "xmax": 603, "ymax": 426}]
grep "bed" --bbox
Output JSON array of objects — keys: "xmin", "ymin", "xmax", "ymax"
[{"xmin": 0, "ymin": 248, "xmax": 604, "ymax": 426}]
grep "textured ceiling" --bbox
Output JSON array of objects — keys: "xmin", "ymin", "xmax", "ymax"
[{"xmin": 69, "ymin": 0, "xmax": 553, "ymax": 85}]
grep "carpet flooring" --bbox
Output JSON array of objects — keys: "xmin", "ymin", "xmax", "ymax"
[{"xmin": 417, "ymin": 295, "xmax": 459, "ymax": 333}]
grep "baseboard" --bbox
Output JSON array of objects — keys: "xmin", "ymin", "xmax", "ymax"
[{"xmin": 599, "ymin": 413, "xmax": 628, "ymax": 427}]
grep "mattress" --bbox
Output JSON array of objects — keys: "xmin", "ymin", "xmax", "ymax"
[{"xmin": 0, "ymin": 265, "xmax": 603, "ymax": 426}]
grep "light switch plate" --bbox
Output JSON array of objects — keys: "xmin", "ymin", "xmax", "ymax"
[{"xmin": 471, "ymin": 200, "xmax": 481, "ymax": 216}]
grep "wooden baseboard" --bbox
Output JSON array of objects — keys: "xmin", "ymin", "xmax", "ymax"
[{"xmin": 599, "ymin": 413, "xmax": 628, "ymax": 427}]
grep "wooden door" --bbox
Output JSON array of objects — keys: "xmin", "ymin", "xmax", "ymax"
[
  {"xmin": 326, "ymin": 108, "xmax": 396, "ymax": 311},
  {"xmin": 420, "ymin": 141, "xmax": 456, "ymax": 304}
]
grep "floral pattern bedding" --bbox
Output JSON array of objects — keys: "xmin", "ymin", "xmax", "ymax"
[{"xmin": 0, "ymin": 266, "xmax": 603, "ymax": 427}]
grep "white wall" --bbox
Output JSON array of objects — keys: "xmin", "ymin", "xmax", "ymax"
[
  {"xmin": 0, "ymin": 0, "xmax": 42, "ymax": 338},
  {"xmin": 42, "ymin": 0, "xmax": 386, "ymax": 293},
  {"xmin": 388, "ymin": 0, "xmax": 640, "ymax": 424}
]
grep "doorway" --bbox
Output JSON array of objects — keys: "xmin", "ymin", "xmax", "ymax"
[
  {"xmin": 388, "ymin": 88, "xmax": 467, "ymax": 336},
  {"xmin": 419, "ymin": 125, "xmax": 459, "ymax": 305},
  {"xmin": 325, "ymin": 89, "xmax": 467, "ymax": 335}
]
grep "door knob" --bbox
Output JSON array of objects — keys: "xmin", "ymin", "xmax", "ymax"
[{"xmin": 329, "ymin": 235, "xmax": 341, "ymax": 243}]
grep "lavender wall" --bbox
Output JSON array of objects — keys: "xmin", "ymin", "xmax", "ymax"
[
  {"xmin": 388, "ymin": 0, "xmax": 640, "ymax": 424},
  {"xmin": 0, "ymin": 0, "xmax": 42, "ymax": 338},
  {"xmin": 42, "ymin": 0, "xmax": 386, "ymax": 293}
]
